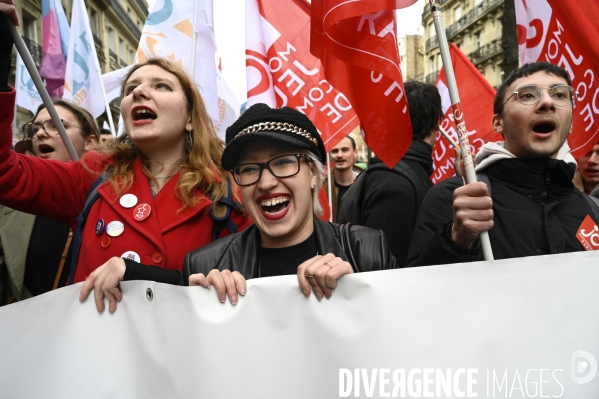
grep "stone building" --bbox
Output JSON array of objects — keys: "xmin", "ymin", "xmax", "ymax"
[
  {"xmin": 10, "ymin": 0, "xmax": 148, "ymax": 134},
  {"xmin": 422, "ymin": 0, "xmax": 506, "ymax": 88},
  {"xmin": 399, "ymin": 34, "xmax": 425, "ymax": 82}
]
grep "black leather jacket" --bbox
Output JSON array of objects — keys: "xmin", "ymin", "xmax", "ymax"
[{"xmin": 183, "ymin": 217, "xmax": 397, "ymax": 283}]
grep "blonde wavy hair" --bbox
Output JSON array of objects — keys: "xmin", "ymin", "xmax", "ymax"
[{"xmin": 97, "ymin": 58, "xmax": 235, "ymax": 209}]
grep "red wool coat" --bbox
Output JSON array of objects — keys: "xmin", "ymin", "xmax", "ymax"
[{"xmin": 0, "ymin": 90, "xmax": 251, "ymax": 283}]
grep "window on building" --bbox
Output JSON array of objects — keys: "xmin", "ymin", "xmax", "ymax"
[
  {"xmin": 475, "ymin": 31, "xmax": 482, "ymax": 49},
  {"xmin": 90, "ymin": 9, "xmax": 99, "ymax": 35},
  {"xmin": 23, "ymin": 16, "xmax": 37, "ymax": 42},
  {"xmin": 429, "ymin": 56, "xmax": 435, "ymax": 73},
  {"xmin": 429, "ymin": 22, "xmax": 435, "ymax": 38},
  {"xmin": 129, "ymin": 49, "xmax": 135, "ymax": 63},
  {"xmin": 454, "ymin": 6, "xmax": 462, "ymax": 23},
  {"xmin": 108, "ymin": 28, "xmax": 115, "ymax": 51},
  {"xmin": 119, "ymin": 39, "xmax": 126, "ymax": 60}
]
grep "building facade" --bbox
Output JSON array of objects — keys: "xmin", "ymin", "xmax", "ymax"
[
  {"xmin": 422, "ymin": 0, "xmax": 505, "ymax": 88},
  {"xmin": 10, "ymin": 0, "xmax": 148, "ymax": 136},
  {"xmin": 399, "ymin": 35, "xmax": 425, "ymax": 82}
]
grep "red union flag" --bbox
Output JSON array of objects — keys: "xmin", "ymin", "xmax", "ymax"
[
  {"xmin": 432, "ymin": 43, "xmax": 503, "ymax": 183},
  {"xmin": 516, "ymin": 0, "xmax": 599, "ymax": 157},
  {"xmin": 310, "ymin": 0, "xmax": 417, "ymax": 168},
  {"xmin": 245, "ymin": 0, "xmax": 359, "ymax": 151}
]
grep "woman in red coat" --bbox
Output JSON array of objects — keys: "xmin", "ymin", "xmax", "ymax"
[{"xmin": 0, "ymin": 9, "xmax": 250, "ymax": 312}]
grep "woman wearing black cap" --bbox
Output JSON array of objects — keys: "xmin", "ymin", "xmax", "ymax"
[{"xmin": 183, "ymin": 103, "xmax": 397, "ymax": 304}]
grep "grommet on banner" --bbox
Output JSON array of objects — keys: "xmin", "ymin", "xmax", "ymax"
[{"xmin": 146, "ymin": 288, "xmax": 153, "ymax": 302}]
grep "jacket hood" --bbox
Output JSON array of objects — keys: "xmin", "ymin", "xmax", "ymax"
[{"xmin": 475, "ymin": 141, "xmax": 577, "ymax": 172}]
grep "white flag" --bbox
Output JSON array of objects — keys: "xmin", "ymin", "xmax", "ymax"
[
  {"xmin": 101, "ymin": 66, "xmax": 131, "ymax": 104},
  {"xmin": 245, "ymin": 0, "xmax": 277, "ymax": 107},
  {"xmin": 15, "ymin": 54, "xmax": 43, "ymax": 115},
  {"xmin": 63, "ymin": 0, "xmax": 106, "ymax": 118},
  {"xmin": 214, "ymin": 70, "xmax": 240, "ymax": 140},
  {"xmin": 136, "ymin": 0, "xmax": 219, "ymax": 124}
]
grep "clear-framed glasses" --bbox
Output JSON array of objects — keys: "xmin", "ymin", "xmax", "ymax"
[
  {"xmin": 22, "ymin": 119, "xmax": 86, "ymax": 140},
  {"xmin": 503, "ymin": 84, "xmax": 578, "ymax": 107},
  {"xmin": 232, "ymin": 153, "xmax": 308, "ymax": 186}
]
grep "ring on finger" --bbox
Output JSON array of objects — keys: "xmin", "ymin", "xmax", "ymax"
[
  {"xmin": 305, "ymin": 273, "xmax": 315, "ymax": 278},
  {"xmin": 324, "ymin": 261, "xmax": 333, "ymax": 270}
]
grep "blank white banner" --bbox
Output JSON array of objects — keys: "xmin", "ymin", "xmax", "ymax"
[{"xmin": 1, "ymin": 251, "xmax": 599, "ymax": 398}]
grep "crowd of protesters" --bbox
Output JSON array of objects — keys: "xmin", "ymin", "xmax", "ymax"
[{"xmin": 0, "ymin": 1, "xmax": 598, "ymax": 312}]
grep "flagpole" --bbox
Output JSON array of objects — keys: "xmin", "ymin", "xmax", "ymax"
[
  {"xmin": 4, "ymin": 15, "xmax": 79, "ymax": 161},
  {"xmin": 326, "ymin": 153, "xmax": 333, "ymax": 222},
  {"xmin": 81, "ymin": 0, "xmax": 116, "ymax": 136},
  {"xmin": 429, "ymin": 0, "xmax": 494, "ymax": 261},
  {"xmin": 439, "ymin": 127, "xmax": 459, "ymax": 150},
  {"xmin": 190, "ymin": 0, "xmax": 199, "ymax": 80}
]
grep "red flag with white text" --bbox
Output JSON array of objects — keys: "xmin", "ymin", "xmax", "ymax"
[
  {"xmin": 515, "ymin": 0, "xmax": 599, "ymax": 157},
  {"xmin": 310, "ymin": 0, "xmax": 417, "ymax": 168},
  {"xmin": 245, "ymin": 0, "xmax": 359, "ymax": 152},
  {"xmin": 432, "ymin": 43, "xmax": 503, "ymax": 183}
]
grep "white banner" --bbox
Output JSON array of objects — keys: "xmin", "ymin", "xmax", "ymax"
[
  {"xmin": 214, "ymin": 69, "xmax": 240, "ymax": 140},
  {"xmin": 1, "ymin": 252, "xmax": 599, "ymax": 398},
  {"xmin": 62, "ymin": 0, "xmax": 106, "ymax": 118}
]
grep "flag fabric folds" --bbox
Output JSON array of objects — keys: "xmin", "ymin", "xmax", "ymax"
[
  {"xmin": 245, "ymin": 0, "xmax": 359, "ymax": 152},
  {"xmin": 15, "ymin": 54, "xmax": 43, "ymax": 115},
  {"xmin": 432, "ymin": 43, "xmax": 503, "ymax": 184},
  {"xmin": 63, "ymin": 0, "xmax": 105, "ymax": 118},
  {"xmin": 136, "ymin": 0, "xmax": 220, "ymax": 126},
  {"xmin": 515, "ymin": 0, "xmax": 599, "ymax": 158},
  {"xmin": 310, "ymin": 0, "xmax": 417, "ymax": 168},
  {"xmin": 39, "ymin": 0, "xmax": 70, "ymax": 98}
]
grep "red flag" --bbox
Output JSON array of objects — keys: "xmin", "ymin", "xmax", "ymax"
[
  {"xmin": 432, "ymin": 44, "xmax": 503, "ymax": 183},
  {"xmin": 245, "ymin": 0, "xmax": 359, "ymax": 151},
  {"xmin": 310, "ymin": 0, "xmax": 417, "ymax": 168},
  {"xmin": 516, "ymin": 0, "xmax": 599, "ymax": 157}
]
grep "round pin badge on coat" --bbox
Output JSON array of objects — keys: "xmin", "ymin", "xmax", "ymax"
[
  {"xmin": 106, "ymin": 221, "xmax": 125, "ymax": 237},
  {"xmin": 121, "ymin": 251, "xmax": 141, "ymax": 263},
  {"xmin": 119, "ymin": 194, "xmax": 138, "ymax": 208},
  {"xmin": 95, "ymin": 219, "xmax": 105, "ymax": 236},
  {"xmin": 133, "ymin": 203, "xmax": 152, "ymax": 221}
]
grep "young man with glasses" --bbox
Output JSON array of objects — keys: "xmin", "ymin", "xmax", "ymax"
[{"xmin": 407, "ymin": 62, "xmax": 599, "ymax": 266}]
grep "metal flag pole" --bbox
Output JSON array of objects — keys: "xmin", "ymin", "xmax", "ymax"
[
  {"xmin": 439, "ymin": 126, "xmax": 459, "ymax": 150},
  {"xmin": 5, "ymin": 15, "xmax": 79, "ymax": 161},
  {"xmin": 428, "ymin": 0, "xmax": 494, "ymax": 261},
  {"xmin": 326, "ymin": 153, "xmax": 333, "ymax": 222}
]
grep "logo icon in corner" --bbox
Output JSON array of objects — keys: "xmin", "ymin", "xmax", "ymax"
[{"xmin": 572, "ymin": 350, "xmax": 598, "ymax": 384}]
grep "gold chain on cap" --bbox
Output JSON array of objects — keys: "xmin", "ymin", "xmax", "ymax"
[{"xmin": 235, "ymin": 121, "xmax": 318, "ymax": 146}]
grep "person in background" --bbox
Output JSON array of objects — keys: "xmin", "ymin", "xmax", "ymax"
[
  {"xmin": 338, "ymin": 81, "xmax": 443, "ymax": 267},
  {"xmin": 0, "ymin": 5, "xmax": 250, "ymax": 312},
  {"xmin": 1, "ymin": 99, "xmax": 100, "ymax": 305},
  {"xmin": 100, "ymin": 128, "xmax": 115, "ymax": 146},
  {"xmin": 323, "ymin": 135, "xmax": 361, "ymax": 222}
]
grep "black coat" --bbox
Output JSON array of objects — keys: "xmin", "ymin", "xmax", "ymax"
[
  {"xmin": 183, "ymin": 216, "xmax": 396, "ymax": 282},
  {"xmin": 407, "ymin": 158, "xmax": 599, "ymax": 266},
  {"xmin": 359, "ymin": 141, "xmax": 434, "ymax": 266}
]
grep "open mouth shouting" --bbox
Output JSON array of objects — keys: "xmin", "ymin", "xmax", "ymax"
[
  {"xmin": 132, "ymin": 106, "xmax": 157, "ymax": 125},
  {"xmin": 532, "ymin": 119, "xmax": 556, "ymax": 137},
  {"xmin": 257, "ymin": 193, "xmax": 291, "ymax": 220},
  {"xmin": 37, "ymin": 143, "xmax": 55, "ymax": 158}
]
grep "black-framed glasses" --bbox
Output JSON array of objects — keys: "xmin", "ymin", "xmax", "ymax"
[
  {"xmin": 503, "ymin": 84, "xmax": 578, "ymax": 108},
  {"xmin": 22, "ymin": 119, "xmax": 86, "ymax": 140},
  {"xmin": 232, "ymin": 153, "xmax": 308, "ymax": 186}
]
